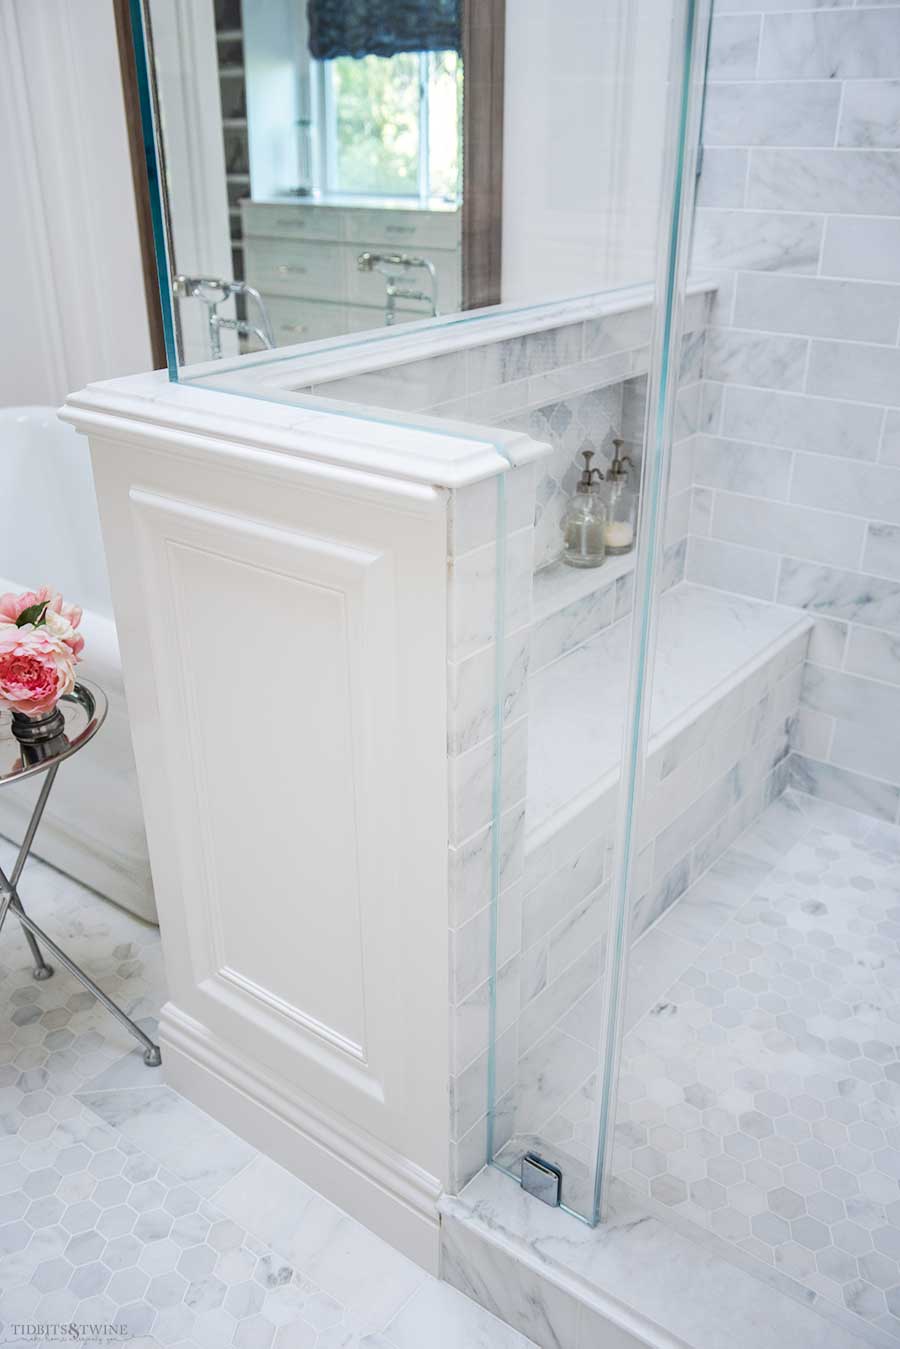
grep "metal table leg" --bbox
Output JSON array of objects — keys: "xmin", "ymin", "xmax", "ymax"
[
  {"xmin": 0, "ymin": 765, "xmax": 58, "ymax": 979},
  {"xmin": 0, "ymin": 761, "xmax": 161, "ymax": 1067}
]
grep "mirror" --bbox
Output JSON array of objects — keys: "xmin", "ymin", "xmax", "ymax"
[
  {"xmin": 144, "ymin": 0, "xmax": 669, "ymax": 372},
  {"xmin": 148, "ymin": 0, "xmax": 500, "ymax": 364}
]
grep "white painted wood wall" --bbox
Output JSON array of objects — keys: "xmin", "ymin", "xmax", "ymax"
[{"xmin": 63, "ymin": 373, "xmax": 479, "ymax": 1270}]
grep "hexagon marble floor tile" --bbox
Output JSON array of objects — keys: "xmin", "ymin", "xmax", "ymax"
[
  {"xmin": 0, "ymin": 839, "xmax": 535, "ymax": 1349},
  {"xmin": 608, "ymin": 790, "xmax": 900, "ymax": 1345}
]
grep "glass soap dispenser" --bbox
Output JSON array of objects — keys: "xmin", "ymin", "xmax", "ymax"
[
  {"xmin": 603, "ymin": 439, "xmax": 637, "ymax": 555},
  {"xmin": 562, "ymin": 450, "xmax": 607, "ymax": 569}
]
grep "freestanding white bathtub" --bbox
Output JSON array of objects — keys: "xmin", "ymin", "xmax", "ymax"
[{"xmin": 0, "ymin": 407, "xmax": 156, "ymax": 923}]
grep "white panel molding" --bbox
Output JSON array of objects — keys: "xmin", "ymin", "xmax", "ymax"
[{"xmin": 129, "ymin": 488, "xmax": 397, "ymax": 1114}]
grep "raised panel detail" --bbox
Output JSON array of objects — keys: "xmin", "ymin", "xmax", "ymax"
[
  {"xmin": 170, "ymin": 542, "xmax": 366, "ymax": 1052},
  {"xmin": 131, "ymin": 489, "xmax": 396, "ymax": 1097}
]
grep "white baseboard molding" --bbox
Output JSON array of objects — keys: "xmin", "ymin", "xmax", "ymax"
[{"xmin": 160, "ymin": 1002, "xmax": 443, "ymax": 1273}]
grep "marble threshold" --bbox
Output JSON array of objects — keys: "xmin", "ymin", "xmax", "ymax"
[
  {"xmin": 441, "ymin": 1166, "xmax": 876, "ymax": 1349},
  {"xmin": 527, "ymin": 584, "xmax": 812, "ymax": 839}
]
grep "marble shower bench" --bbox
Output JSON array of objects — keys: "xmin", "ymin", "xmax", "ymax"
[{"xmin": 528, "ymin": 585, "xmax": 812, "ymax": 840}]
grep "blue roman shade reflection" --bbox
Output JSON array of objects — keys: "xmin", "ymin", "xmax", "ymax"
[{"xmin": 307, "ymin": 0, "xmax": 460, "ymax": 59}]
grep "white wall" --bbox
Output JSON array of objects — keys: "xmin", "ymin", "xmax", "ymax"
[
  {"xmin": 501, "ymin": 0, "xmax": 672, "ymax": 304},
  {"xmin": 0, "ymin": 0, "xmax": 152, "ymax": 408}
]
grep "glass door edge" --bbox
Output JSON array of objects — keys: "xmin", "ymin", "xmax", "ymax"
[{"xmin": 590, "ymin": 0, "xmax": 713, "ymax": 1228}]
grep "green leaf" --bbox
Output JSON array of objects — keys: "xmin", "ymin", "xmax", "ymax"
[{"xmin": 15, "ymin": 601, "xmax": 49, "ymax": 628}]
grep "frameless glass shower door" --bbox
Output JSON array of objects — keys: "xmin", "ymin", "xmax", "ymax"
[{"xmin": 484, "ymin": 0, "xmax": 713, "ymax": 1225}]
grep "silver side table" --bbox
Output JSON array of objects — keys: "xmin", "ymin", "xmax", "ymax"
[{"xmin": 0, "ymin": 681, "xmax": 161, "ymax": 1067}]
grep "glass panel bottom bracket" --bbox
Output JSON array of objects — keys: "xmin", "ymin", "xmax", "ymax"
[{"xmin": 521, "ymin": 1152, "xmax": 562, "ymax": 1207}]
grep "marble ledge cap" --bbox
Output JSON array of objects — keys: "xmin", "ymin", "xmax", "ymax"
[
  {"xmin": 61, "ymin": 370, "xmax": 551, "ymax": 493},
  {"xmin": 186, "ymin": 276, "xmax": 716, "ymax": 392}
]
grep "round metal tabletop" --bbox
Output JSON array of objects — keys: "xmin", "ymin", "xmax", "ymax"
[{"xmin": 0, "ymin": 682, "xmax": 107, "ymax": 787}]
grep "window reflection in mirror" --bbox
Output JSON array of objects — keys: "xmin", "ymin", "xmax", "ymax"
[
  {"xmin": 151, "ymin": 0, "xmax": 469, "ymax": 364},
  {"xmin": 317, "ymin": 51, "xmax": 461, "ymax": 203}
]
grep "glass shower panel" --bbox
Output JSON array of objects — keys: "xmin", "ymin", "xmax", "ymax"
[{"xmin": 484, "ymin": 0, "xmax": 712, "ymax": 1225}]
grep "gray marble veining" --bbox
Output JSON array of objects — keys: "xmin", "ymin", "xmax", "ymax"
[
  {"xmin": 720, "ymin": 387, "xmax": 884, "ymax": 461},
  {"xmin": 707, "ymin": 13, "xmax": 761, "ymax": 81},
  {"xmin": 694, "ymin": 208, "xmax": 823, "ymax": 276},
  {"xmin": 822, "ymin": 218, "xmax": 900, "ymax": 287},
  {"xmin": 839, "ymin": 82, "xmax": 900, "ymax": 150},
  {"xmin": 778, "ymin": 561, "xmax": 900, "ymax": 636},
  {"xmin": 703, "ymin": 329, "xmax": 808, "ymax": 391},
  {"xmin": 443, "ymin": 1162, "xmax": 878, "ymax": 1349},
  {"xmin": 759, "ymin": 10, "xmax": 900, "ymax": 82},
  {"xmin": 734, "ymin": 273, "xmax": 900, "ymax": 346},
  {"xmin": 748, "ymin": 149, "xmax": 900, "ymax": 217},
  {"xmin": 703, "ymin": 81, "xmax": 841, "ymax": 148},
  {"xmin": 807, "ymin": 342, "xmax": 900, "ymax": 409}
]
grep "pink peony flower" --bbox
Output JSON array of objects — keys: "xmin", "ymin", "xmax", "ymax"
[
  {"xmin": 0, "ymin": 587, "xmax": 84, "ymax": 660},
  {"xmin": 0, "ymin": 588, "xmax": 50, "ymax": 624},
  {"xmin": 0, "ymin": 623, "xmax": 77, "ymax": 716}
]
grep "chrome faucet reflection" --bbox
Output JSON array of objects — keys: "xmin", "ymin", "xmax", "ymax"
[
  {"xmin": 356, "ymin": 251, "xmax": 439, "ymax": 324},
  {"xmin": 173, "ymin": 275, "xmax": 275, "ymax": 358}
]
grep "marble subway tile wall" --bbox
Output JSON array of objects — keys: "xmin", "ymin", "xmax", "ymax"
[
  {"xmin": 306, "ymin": 293, "xmax": 708, "ymax": 586},
  {"xmin": 688, "ymin": 0, "xmax": 900, "ymax": 824}
]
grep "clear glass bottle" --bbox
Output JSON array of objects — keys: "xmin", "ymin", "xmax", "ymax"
[
  {"xmin": 602, "ymin": 439, "xmax": 637, "ymax": 555},
  {"xmin": 562, "ymin": 451, "xmax": 607, "ymax": 568}
]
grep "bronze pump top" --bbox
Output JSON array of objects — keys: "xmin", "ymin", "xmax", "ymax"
[
  {"xmin": 576, "ymin": 449, "xmax": 605, "ymax": 493},
  {"xmin": 607, "ymin": 437, "xmax": 633, "ymax": 482}
]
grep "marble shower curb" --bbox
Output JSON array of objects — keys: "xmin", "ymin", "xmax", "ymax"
[{"xmin": 439, "ymin": 1168, "xmax": 882, "ymax": 1349}]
